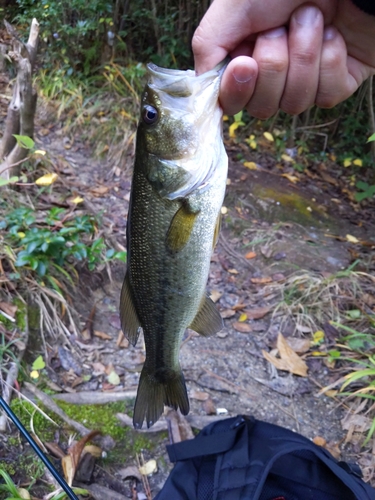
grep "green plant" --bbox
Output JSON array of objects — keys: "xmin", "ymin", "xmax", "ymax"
[
  {"xmin": 1, "ymin": 205, "xmax": 126, "ymax": 280},
  {"xmin": 0, "ymin": 469, "xmax": 28, "ymax": 499},
  {"xmin": 13, "ymin": 0, "xmax": 113, "ymax": 76}
]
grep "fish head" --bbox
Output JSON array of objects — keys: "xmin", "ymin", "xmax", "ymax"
[{"xmin": 136, "ymin": 62, "xmax": 228, "ymax": 199}]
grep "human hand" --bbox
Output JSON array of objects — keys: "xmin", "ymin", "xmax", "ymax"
[{"xmin": 193, "ymin": 0, "xmax": 375, "ymax": 118}]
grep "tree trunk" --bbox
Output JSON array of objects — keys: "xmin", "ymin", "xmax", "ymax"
[{"xmin": 0, "ymin": 18, "xmax": 39, "ymax": 180}]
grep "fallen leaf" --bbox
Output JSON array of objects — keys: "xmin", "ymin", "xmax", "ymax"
[
  {"xmin": 82, "ymin": 445, "xmax": 102, "ymax": 458},
  {"xmin": 243, "ymin": 307, "xmax": 271, "ymax": 320},
  {"xmin": 107, "ymin": 370, "xmax": 121, "ymax": 386},
  {"xmin": 203, "ymin": 397, "xmax": 217, "ymax": 415},
  {"xmin": 353, "ymin": 158, "xmax": 363, "ymax": 167},
  {"xmin": 139, "ymin": 459, "xmax": 157, "ymax": 476},
  {"xmin": 243, "ymin": 161, "xmax": 257, "ymax": 170},
  {"xmin": 0, "ymin": 301, "xmax": 17, "ymax": 318},
  {"xmin": 116, "ymin": 330, "xmax": 129, "ymax": 348},
  {"xmin": 312, "ymin": 330, "xmax": 325, "ymax": 345},
  {"xmin": 71, "ymin": 196, "xmax": 84, "ymax": 204},
  {"xmin": 245, "ymin": 251, "xmax": 256, "ymax": 259},
  {"xmin": 281, "ymin": 153, "xmax": 295, "ymax": 163},
  {"xmin": 32, "ymin": 355, "xmax": 45, "ymax": 371},
  {"xmin": 220, "ymin": 309, "xmax": 236, "ymax": 319},
  {"xmin": 263, "ymin": 131, "xmax": 274, "ymax": 142},
  {"xmin": 233, "ymin": 322, "xmax": 252, "ymax": 333},
  {"xmin": 16, "ymin": 488, "xmax": 30, "ymax": 499},
  {"xmin": 94, "ymin": 330, "xmax": 112, "ymax": 340},
  {"xmin": 229, "ymin": 121, "xmax": 244, "ymax": 138},
  {"xmin": 190, "ymin": 389, "xmax": 209, "ymax": 401},
  {"xmin": 286, "ymin": 337, "xmax": 311, "ymax": 354},
  {"xmin": 281, "ymin": 173, "xmax": 299, "ymax": 184},
  {"xmin": 238, "ymin": 313, "xmax": 247, "ymax": 322},
  {"xmin": 262, "ymin": 333, "xmax": 308, "ymax": 376},
  {"xmin": 90, "ymin": 186, "xmax": 110, "ymax": 197},
  {"xmin": 35, "ymin": 173, "xmax": 58, "ymax": 186},
  {"xmin": 62, "ymin": 455, "xmax": 75, "ymax": 486},
  {"xmin": 343, "ymin": 158, "xmax": 352, "ymax": 167},
  {"xmin": 313, "ymin": 436, "xmax": 326, "ymax": 447},
  {"xmin": 250, "ymin": 277, "xmax": 272, "ymax": 284},
  {"xmin": 210, "ymin": 290, "xmax": 222, "ymax": 303},
  {"xmin": 228, "ymin": 268, "xmax": 239, "ymax": 274},
  {"xmin": 346, "ymin": 234, "xmax": 359, "ymax": 243}
]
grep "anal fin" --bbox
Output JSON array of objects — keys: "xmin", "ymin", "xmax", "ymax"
[
  {"xmin": 189, "ymin": 295, "xmax": 223, "ymax": 337},
  {"xmin": 119, "ymin": 272, "xmax": 141, "ymax": 346}
]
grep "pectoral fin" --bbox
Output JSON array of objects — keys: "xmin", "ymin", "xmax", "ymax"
[
  {"xmin": 189, "ymin": 295, "xmax": 223, "ymax": 337},
  {"xmin": 119, "ymin": 272, "xmax": 142, "ymax": 346},
  {"xmin": 166, "ymin": 205, "xmax": 199, "ymax": 253}
]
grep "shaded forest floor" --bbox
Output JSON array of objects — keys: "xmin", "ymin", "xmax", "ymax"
[{"xmin": 1, "ymin": 100, "xmax": 375, "ymax": 499}]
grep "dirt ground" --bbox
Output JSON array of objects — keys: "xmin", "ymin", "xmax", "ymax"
[{"xmin": 2, "ymin": 117, "xmax": 375, "ymax": 498}]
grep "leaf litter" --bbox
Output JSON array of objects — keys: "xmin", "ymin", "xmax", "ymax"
[{"xmin": 2, "ymin": 110, "xmax": 375, "ymax": 497}]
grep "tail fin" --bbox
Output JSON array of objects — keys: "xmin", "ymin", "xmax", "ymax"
[{"xmin": 133, "ymin": 366, "xmax": 189, "ymax": 429}]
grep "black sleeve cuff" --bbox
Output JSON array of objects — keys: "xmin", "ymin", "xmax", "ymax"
[{"xmin": 351, "ymin": 0, "xmax": 375, "ymax": 15}]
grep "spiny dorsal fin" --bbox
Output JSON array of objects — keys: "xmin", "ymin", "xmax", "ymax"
[
  {"xmin": 189, "ymin": 295, "xmax": 223, "ymax": 337},
  {"xmin": 119, "ymin": 272, "xmax": 142, "ymax": 346},
  {"xmin": 166, "ymin": 204, "xmax": 199, "ymax": 253}
]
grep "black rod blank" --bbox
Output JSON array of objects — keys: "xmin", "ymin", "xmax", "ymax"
[{"xmin": 0, "ymin": 395, "xmax": 79, "ymax": 500}]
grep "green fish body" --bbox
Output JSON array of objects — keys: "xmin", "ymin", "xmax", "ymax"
[{"xmin": 120, "ymin": 63, "xmax": 228, "ymax": 428}]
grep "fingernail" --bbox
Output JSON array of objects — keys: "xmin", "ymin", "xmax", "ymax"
[
  {"xmin": 324, "ymin": 26, "xmax": 337, "ymax": 41},
  {"xmin": 295, "ymin": 6, "xmax": 320, "ymax": 25},
  {"xmin": 233, "ymin": 66, "xmax": 253, "ymax": 84},
  {"xmin": 262, "ymin": 27, "xmax": 286, "ymax": 39}
]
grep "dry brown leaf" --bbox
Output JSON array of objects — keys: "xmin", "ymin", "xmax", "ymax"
[
  {"xmin": 341, "ymin": 413, "xmax": 372, "ymax": 433},
  {"xmin": 220, "ymin": 309, "xmax": 236, "ymax": 319},
  {"xmin": 286, "ymin": 337, "xmax": 311, "ymax": 354},
  {"xmin": 233, "ymin": 322, "xmax": 252, "ymax": 333},
  {"xmin": 245, "ymin": 251, "xmax": 257, "ymax": 259},
  {"xmin": 243, "ymin": 307, "xmax": 271, "ymax": 320},
  {"xmin": 0, "ymin": 301, "xmax": 17, "ymax": 318},
  {"xmin": 90, "ymin": 186, "xmax": 110, "ymax": 196},
  {"xmin": 313, "ymin": 436, "xmax": 326, "ymax": 447},
  {"xmin": 94, "ymin": 330, "xmax": 112, "ymax": 340},
  {"xmin": 203, "ymin": 397, "xmax": 217, "ymax": 415},
  {"xmin": 228, "ymin": 268, "xmax": 239, "ymax": 274},
  {"xmin": 262, "ymin": 333, "xmax": 308, "ymax": 377},
  {"xmin": 62, "ymin": 455, "xmax": 75, "ymax": 486},
  {"xmin": 190, "ymin": 389, "xmax": 209, "ymax": 401},
  {"xmin": 116, "ymin": 330, "xmax": 129, "ymax": 348},
  {"xmin": 82, "ymin": 445, "xmax": 102, "ymax": 458},
  {"xmin": 210, "ymin": 290, "xmax": 222, "ymax": 303},
  {"xmin": 250, "ymin": 277, "xmax": 272, "ymax": 284},
  {"xmin": 232, "ymin": 303, "xmax": 247, "ymax": 311},
  {"xmin": 63, "ymin": 430, "xmax": 101, "ymax": 485}
]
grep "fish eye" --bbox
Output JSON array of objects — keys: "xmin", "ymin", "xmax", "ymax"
[{"xmin": 142, "ymin": 105, "xmax": 158, "ymax": 125}]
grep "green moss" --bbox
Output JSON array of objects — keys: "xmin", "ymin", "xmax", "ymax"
[
  {"xmin": 27, "ymin": 303, "xmax": 40, "ymax": 331},
  {"xmin": 10, "ymin": 399, "xmax": 60, "ymax": 442},
  {"xmin": 57, "ymin": 401, "xmax": 130, "ymax": 441},
  {"xmin": 14, "ymin": 298, "xmax": 26, "ymax": 331},
  {"xmin": 0, "ymin": 461, "xmax": 16, "ymax": 476}
]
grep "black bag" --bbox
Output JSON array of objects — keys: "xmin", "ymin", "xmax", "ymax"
[{"xmin": 155, "ymin": 415, "xmax": 375, "ymax": 500}]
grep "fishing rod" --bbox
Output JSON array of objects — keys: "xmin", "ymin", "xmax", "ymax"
[{"xmin": 0, "ymin": 395, "xmax": 79, "ymax": 500}]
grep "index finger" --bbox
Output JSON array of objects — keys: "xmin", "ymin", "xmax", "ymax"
[{"xmin": 192, "ymin": 0, "xmax": 335, "ymax": 74}]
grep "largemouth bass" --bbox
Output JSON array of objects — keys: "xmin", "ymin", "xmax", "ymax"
[{"xmin": 120, "ymin": 62, "xmax": 228, "ymax": 429}]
